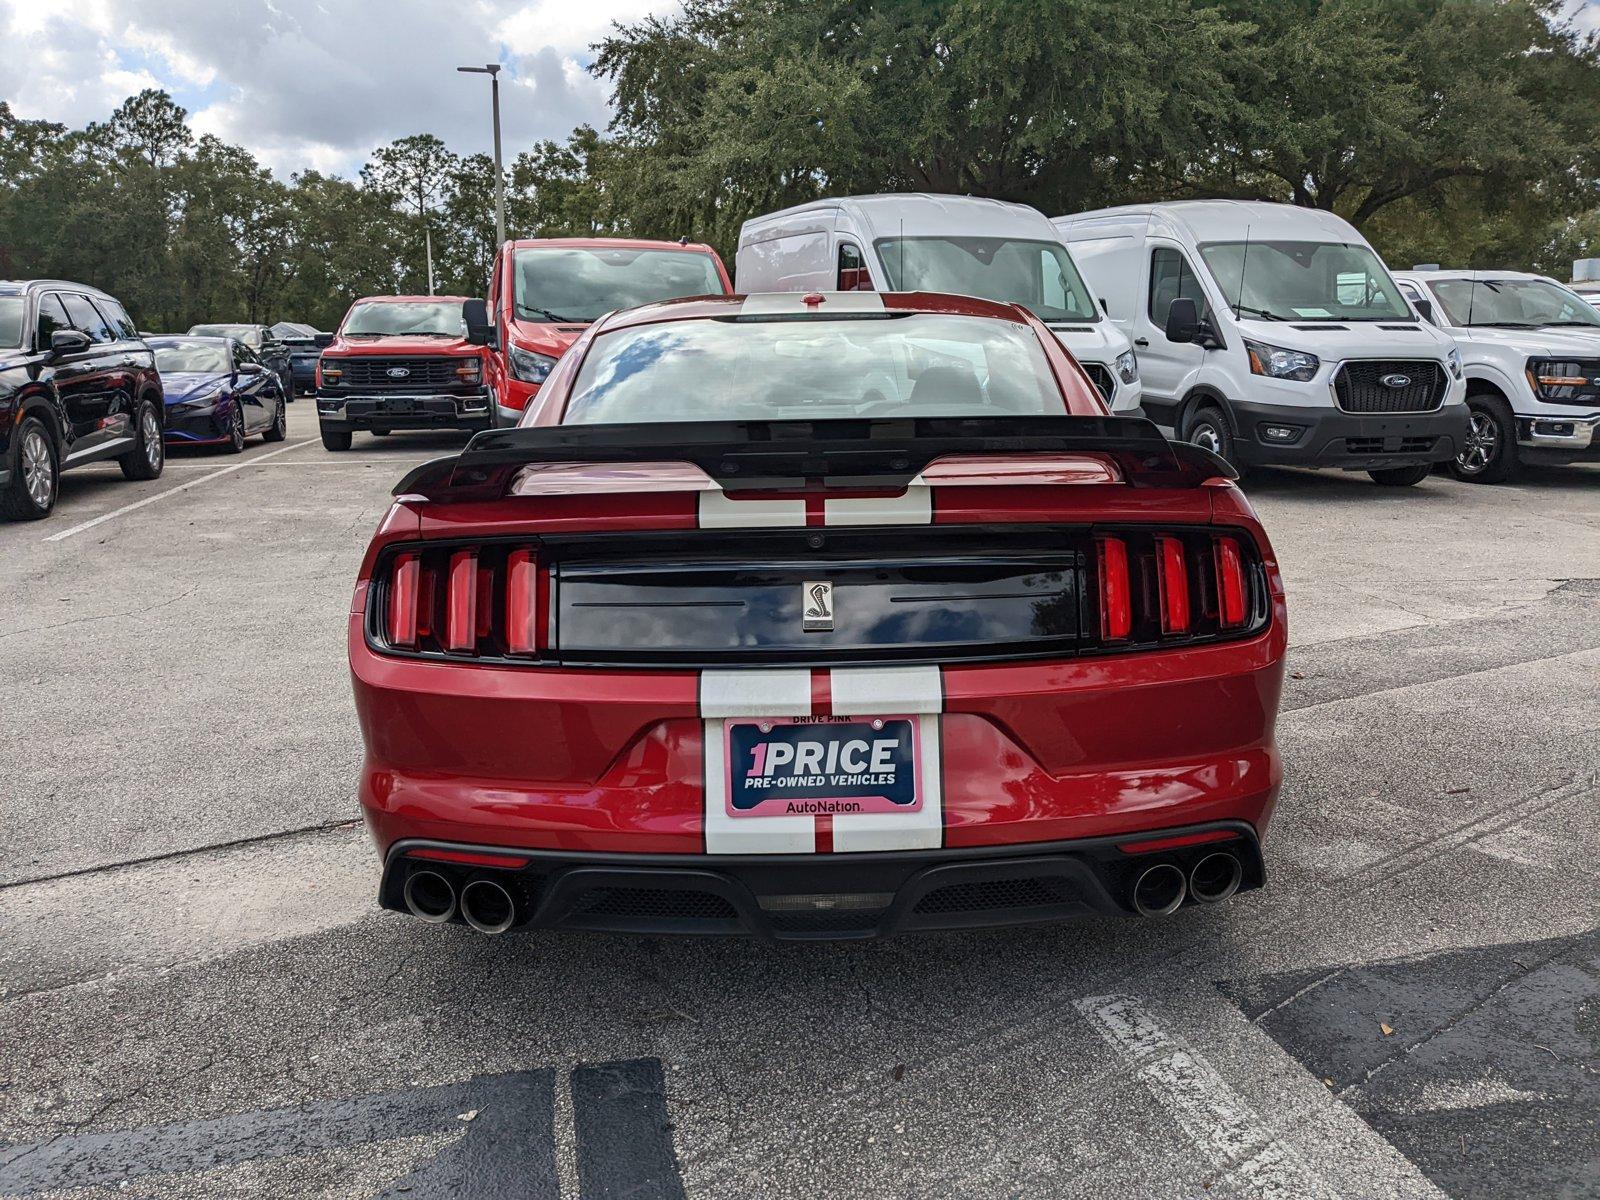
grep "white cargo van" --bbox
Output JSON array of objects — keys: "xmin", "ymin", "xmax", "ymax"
[
  {"xmin": 1054, "ymin": 201, "xmax": 1469, "ymax": 485},
  {"xmin": 736, "ymin": 194, "xmax": 1142, "ymax": 414},
  {"xmin": 1391, "ymin": 269, "xmax": 1600, "ymax": 483}
]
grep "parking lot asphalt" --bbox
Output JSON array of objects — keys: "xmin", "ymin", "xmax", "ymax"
[{"xmin": 1, "ymin": 403, "xmax": 1596, "ymax": 1199}]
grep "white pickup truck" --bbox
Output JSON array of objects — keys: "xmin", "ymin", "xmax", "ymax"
[{"xmin": 1392, "ymin": 269, "xmax": 1600, "ymax": 482}]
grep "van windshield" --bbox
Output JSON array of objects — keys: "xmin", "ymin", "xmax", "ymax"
[
  {"xmin": 1198, "ymin": 241, "xmax": 1411, "ymax": 322},
  {"xmin": 563, "ymin": 313, "xmax": 1063, "ymax": 424},
  {"xmin": 873, "ymin": 237, "xmax": 1100, "ymax": 323},
  {"xmin": 1426, "ymin": 278, "xmax": 1600, "ymax": 328},
  {"xmin": 513, "ymin": 248, "xmax": 724, "ymax": 324},
  {"xmin": 0, "ymin": 298, "xmax": 23, "ymax": 348}
]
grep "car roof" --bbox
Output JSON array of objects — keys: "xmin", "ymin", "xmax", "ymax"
[
  {"xmin": 742, "ymin": 193, "xmax": 1055, "ymax": 243},
  {"xmin": 504, "ymin": 237, "xmax": 720, "ymax": 254},
  {"xmin": 0, "ymin": 278, "xmax": 120, "ymax": 300},
  {"xmin": 1393, "ymin": 269, "xmax": 1552, "ymax": 283},
  {"xmin": 148, "ymin": 334, "xmax": 233, "ymax": 345},
  {"xmin": 1056, "ymin": 200, "xmax": 1364, "ymax": 244},
  {"xmin": 349, "ymin": 295, "xmax": 472, "ymax": 305},
  {"xmin": 593, "ymin": 290, "xmax": 1038, "ymax": 334}
]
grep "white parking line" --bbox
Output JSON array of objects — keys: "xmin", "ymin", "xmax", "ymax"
[{"xmin": 44, "ymin": 440, "xmax": 313, "ymax": 542}]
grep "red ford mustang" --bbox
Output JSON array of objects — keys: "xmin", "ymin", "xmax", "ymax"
[{"xmin": 350, "ymin": 291, "xmax": 1286, "ymax": 939}]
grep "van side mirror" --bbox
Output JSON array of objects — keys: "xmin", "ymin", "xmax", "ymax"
[
  {"xmin": 1164, "ymin": 297, "xmax": 1200, "ymax": 344},
  {"xmin": 49, "ymin": 329, "xmax": 92, "ymax": 357},
  {"xmin": 313, "ymin": 332, "xmax": 335, "ymax": 349},
  {"xmin": 1413, "ymin": 298, "xmax": 1435, "ymax": 323},
  {"xmin": 1099, "ymin": 297, "xmax": 1110, "ymax": 316},
  {"xmin": 463, "ymin": 298, "xmax": 495, "ymax": 347}
]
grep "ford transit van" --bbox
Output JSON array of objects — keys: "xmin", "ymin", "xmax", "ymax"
[
  {"xmin": 1055, "ymin": 201, "xmax": 1469, "ymax": 484},
  {"xmin": 737, "ymin": 194, "xmax": 1142, "ymax": 414}
]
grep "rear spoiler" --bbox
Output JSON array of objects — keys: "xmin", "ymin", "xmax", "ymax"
[{"xmin": 392, "ymin": 415, "xmax": 1237, "ymax": 501}]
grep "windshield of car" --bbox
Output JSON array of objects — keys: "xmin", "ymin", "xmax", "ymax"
[
  {"xmin": 153, "ymin": 341, "xmax": 230, "ymax": 374},
  {"xmin": 0, "ymin": 298, "xmax": 23, "ymax": 348},
  {"xmin": 340, "ymin": 301, "xmax": 464, "ymax": 337},
  {"xmin": 1198, "ymin": 240, "xmax": 1411, "ymax": 321},
  {"xmin": 563, "ymin": 313, "xmax": 1063, "ymax": 424},
  {"xmin": 512, "ymin": 248, "xmax": 724, "ymax": 323},
  {"xmin": 269, "ymin": 321, "xmax": 316, "ymax": 339},
  {"xmin": 189, "ymin": 324, "xmax": 258, "ymax": 342},
  {"xmin": 873, "ymin": 237, "xmax": 1099, "ymax": 323},
  {"xmin": 1426, "ymin": 278, "xmax": 1600, "ymax": 328}
]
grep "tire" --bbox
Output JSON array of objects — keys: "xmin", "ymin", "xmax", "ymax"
[
  {"xmin": 1, "ymin": 416, "xmax": 59, "ymax": 520},
  {"xmin": 263, "ymin": 389, "xmax": 287, "ymax": 442},
  {"xmin": 1367, "ymin": 463, "xmax": 1432, "ymax": 487},
  {"xmin": 1183, "ymin": 404, "xmax": 1249, "ymax": 479},
  {"xmin": 223, "ymin": 402, "xmax": 246, "ymax": 454},
  {"xmin": 119, "ymin": 401, "xmax": 165, "ymax": 481},
  {"xmin": 320, "ymin": 426, "xmax": 352, "ymax": 452},
  {"xmin": 1449, "ymin": 393, "xmax": 1518, "ymax": 484}
]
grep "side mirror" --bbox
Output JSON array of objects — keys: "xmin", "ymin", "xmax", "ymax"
[
  {"xmin": 1413, "ymin": 298, "xmax": 1435, "ymax": 323},
  {"xmin": 313, "ymin": 332, "xmax": 335, "ymax": 349},
  {"xmin": 49, "ymin": 329, "xmax": 92, "ymax": 357},
  {"xmin": 1100, "ymin": 297, "xmax": 1110, "ymax": 316},
  {"xmin": 1164, "ymin": 297, "xmax": 1200, "ymax": 344},
  {"xmin": 238, "ymin": 362, "xmax": 264, "ymax": 376},
  {"xmin": 463, "ymin": 298, "xmax": 495, "ymax": 347}
]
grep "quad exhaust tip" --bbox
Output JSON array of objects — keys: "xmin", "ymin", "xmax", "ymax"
[
  {"xmin": 1189, "ymin": 851, "xmax": 1243, "ymax": 904},
  {"xmin": 460, "ymin": 878, "xmax": 518, "ymax": 935},
  {"xmin": 1131, "ymin": 862, "xmax": 1187, "ymax": 917},
  {"xmin": 403, "ymin": 869, "xmax": 457, "ymax": 924}
]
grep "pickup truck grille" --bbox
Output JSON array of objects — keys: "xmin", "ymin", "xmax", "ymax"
[
  {"xmin": 332, "ymin": 356, "xmax": 471, "ymax": 390},
  {"xmin": 1333, "ymin": 361, "xmax": 1445, "ymax": 414}
]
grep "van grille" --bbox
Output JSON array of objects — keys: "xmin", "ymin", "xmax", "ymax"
[
  {"xmin": 1333, "ymin": 361, "xmax": 1445, "ymax": 414},
  {"xmin": 1080, "ymin": 363, "xmax": 1115, "ymax": 402}
]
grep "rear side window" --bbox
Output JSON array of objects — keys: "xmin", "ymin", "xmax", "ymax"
[
  {"xmin": 62, "ymin": 293, "xmax": 114, "ymax": 343},
  {"xmin": 1148, "ymin": 248, "xmax": 1209, "ymax": 326},
  {"xmin": 837, "ymin": 243, "xmax": 872, "ymax": 291},
  {"xmin": 36, "ymin": 294, "xmax": 71, "ymax": 349},
  {"xmin": 93, "ymin": 297, "xmax": 138, "ymax": 340}
]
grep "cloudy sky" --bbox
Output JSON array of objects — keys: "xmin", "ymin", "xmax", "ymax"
[
  {"xmin": 0, "ymin": 0, "xmax": 683, "ymax": 178},
  {"xmin": 3, "ymin": 0, "xmax": 1600, "ymax": 182}
]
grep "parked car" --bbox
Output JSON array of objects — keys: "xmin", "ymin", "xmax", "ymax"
[
  {"xmin": 737, "ymin": 194, "xmax": 1143, "ymax": 416},
  {"xmin": 187, "ymin": 322, "xmax": 294, "ymax": 402},
  {"xmin": 484, "ymin": 237, "xmax": 733, "ymax": 425},
  {"xmin": 148, "ymin": 335, "xmax": 287, "ymax": 452},
  {"xmin": 0, "ymin": 279, "xmax": 164, "ymax": 520},
  {"xmin": 351, "ymin": 290, "xmax": 1286, "ymax": 939},
  {"xmin": 1391, "ymin": 270, "xmax": 1600, "ymax": 482},
  {"xmin": 268, "ymin": 321, "xmax": 325, "ymax": 397},
  {"xmin": 314, "ymin": 295, "xmax": 491, "ymax": 451},
  {"xmin": 1055, "ymin": 201, "xmax": 1470, "ymax": 485}
]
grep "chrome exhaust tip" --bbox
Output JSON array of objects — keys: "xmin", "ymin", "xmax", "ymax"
[
  {"xmin": 1131, "ymin": 862, "xmax": 1187, "ymax": 917},
  {"xmin": 1189, "ymin": 852, "xmax": 1242, "ymax": 904},
  {"xmin": 403, "ymin": 869, "xmax": 457, "ymax": 924},
  {"xmin": 460, "ymin": 878, "xmax": 517, "ymax": 935}
]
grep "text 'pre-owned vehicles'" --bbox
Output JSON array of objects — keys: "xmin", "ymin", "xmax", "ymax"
[
  {"xmin": 149, "ymin": 336, "xmax": 288, "ymax": 452},
  {"xmin": 0, "ymin": 279, "xmax": 164, "ymax": 521},
  {"xmin": 187, "ymin": 322, "xmax": 294, "ymax": 402},
  {"xmin": 1392, "ymin": 270, "xmax": 1600, "ymax": 482},
  {"xmin": 1056, "ymin": 201, "xmax": 1470, "ymax": 485},
  {"xmin": 350, "ymin": 290, "xmax": 1287, "ymax": 941},
  {"xmin": 315, "ymin": 296, "xmax": 491, "ymax": 451},
  {"xmin": 737, "ymin": 194, "xmax": 1144, "ymax": 417},
  {"xmin": 484, "ymin": 237, "xmax": 733, "ymax": 425}
]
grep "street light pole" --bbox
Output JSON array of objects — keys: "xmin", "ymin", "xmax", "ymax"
[{"xmin": 457, "ymin": 64, "xmax": 506, "ymax": 249}]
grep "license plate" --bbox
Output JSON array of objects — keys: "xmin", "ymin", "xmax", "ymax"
[
  {"xmin": 723, "ymin": 715, "xmax": 921, "ymax": 818},
  {"xmin": 385, "ymin": 398, "xmax": 415, "ymax": 414}
]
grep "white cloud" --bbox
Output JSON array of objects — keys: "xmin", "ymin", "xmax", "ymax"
[{"xmin": 0, "ymin": 0, "xmax": 682, "ymax": 178}]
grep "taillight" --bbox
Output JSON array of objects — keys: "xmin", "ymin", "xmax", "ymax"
[
  {"xmin": 377, "ymin": 544, "xmax": 549, "ymax": 659},
  {"xmin": 444, "ymin": 549, "xmax": 477, "ymax": 652},
  {"xmin": 388, "ymin": 552, "xmax": 421, "ymax": 648},
  {"xmin": 1214, "ymin": 537, "xmax": 1248, "ymax": 629},
  {"xmin": 1096, "ymin": 536, "xmax": 1132, "ymax": 641},
  {"xmin": 1156, "ymin": 535, "xmax": 1190, "ymax": 635},
  {"xmin": 505, "ymin": 548, "xmax": 544, "ymax": 655}
]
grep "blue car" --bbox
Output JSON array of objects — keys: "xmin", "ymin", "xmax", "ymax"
[{"xmin": 149, "ymin": 336, "xmax": 287, "ymax": 452}]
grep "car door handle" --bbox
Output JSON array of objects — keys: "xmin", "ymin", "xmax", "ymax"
[{"xmin": 1134, "ymin": 338, "xmax": 1149, "ymax": 347}]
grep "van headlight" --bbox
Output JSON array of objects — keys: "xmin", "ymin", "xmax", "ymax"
[
  {"xmin": 508, "ymin": 343, "xmax": 557, "ymax": 385},
  {"xmin": 1447, "ymin": 348, "xmax": 1463, "ymax": 380},
  {"xmin": 1243, "ymin": 338, "xmax": 1320, "ymax": 382},
  {"xmin": 1115, "ymin": 348, "xmax": 1139, "ymax": 384}
]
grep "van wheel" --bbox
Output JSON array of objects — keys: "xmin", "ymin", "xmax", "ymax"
[
  {"xmin": 119, "ymin": 401, "xmax": 165, "ymax": 480},
  {"xmin": 1, "ymin": 416, "xmax": 58, "ymax": 520},
  {"xmin": 1367, "ymin": 464, "xmax": 1432, "ymax": 486},
  {"xmin": 1449, "ymin": 394, "xmax": 1518, "ymax": 484},
  {"xmin": 321, "ymin": 427, "xmax": 352, "ymax": 452},
  {"xmin": 1183, "ymin": 405, "xmax": 1248, "ymax": 479}
]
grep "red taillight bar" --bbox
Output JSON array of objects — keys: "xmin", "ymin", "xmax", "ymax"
[
  {"xmin": 1214, "ymin": 537, "xmax": 1248, "ymax": 628},
  {"xmin": 506, "ymin": 548, "xmax": 542, "ymax": 655},
  {"xmin": 445, "ymin": 549, "xmax": 478, "ymax": 653},
  {"xmin": 1096, "ymin": 536, "xmax": 1132, "ymax": 641},
  {"xmin": 1156, "ymin": 535, "xmax": 1190, "ymax": 635},
  {"xmin": 388, "ymin": 552, "xmax": 420, "ymax": 648}
]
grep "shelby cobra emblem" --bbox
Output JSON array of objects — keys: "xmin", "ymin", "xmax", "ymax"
[
  {"xmin": 386, "ymin": 366, "xmax": 411, "ymax": 379},
  {"xmin": 1379, "ymin": 373, "xmax": 1412, "ymax": 389},
  {"xmin": 802, "ymin": 580, "xmax": 834, "ymax": 632}
]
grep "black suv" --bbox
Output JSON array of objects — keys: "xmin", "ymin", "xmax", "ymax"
[
  {"xmin": 0, "ymin": 280, "xmax": 166, "ymax": 520},
  {"xmin": 187, "ymin": 323, "xmax": 294, "ymax": 402}
]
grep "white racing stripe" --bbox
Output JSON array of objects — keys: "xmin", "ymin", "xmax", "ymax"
[
  {"xmin": 698, "ymin": 489, "xmax": 805, "ymax": 528},
  {"xmin": 823, "ymin": 478, "xmax": 932, "ymax": 526},
  {"xmin": 701, "ymin": 670, "xmax": 816, "ymax": 854},
  {"xmin": 1076, "ymin": 994, "xmax": 1340, "ymax": 1199},
  {"xmin": 738, "ymin": 292, "xmax": 886, "ymax": 316},
  {"xmin": 829, "ymin": 665, "xmax": 943, "ymax": 852}
]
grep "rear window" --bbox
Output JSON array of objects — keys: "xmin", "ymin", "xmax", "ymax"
[{"xmin": 563, "ymin": 313, "xmax": 1062, "ymax": 424}]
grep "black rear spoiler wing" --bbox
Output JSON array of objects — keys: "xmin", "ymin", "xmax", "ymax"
[{"xmin": 391, "ymin": 415, "xmax": 1237, "ymax": 501}]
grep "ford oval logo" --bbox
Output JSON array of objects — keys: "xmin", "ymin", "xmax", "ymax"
[
  {"xmin": 386, "ymin": 366, "xmax": 410, "ymax": 379},
  {"xmin": 1379, "ymin": 373, "xmax": 1411, "ymax": 389}
]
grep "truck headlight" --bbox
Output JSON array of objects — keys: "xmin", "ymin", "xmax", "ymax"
[
  {"xmin": 1115, "ymin": 348, "xmax": 1139, "ymax": 384},
  {"xmin": 1243, "ymin": 338, "xmax": 1319, "ymax": 382},
  {"xmin": 1447, "ymin": 348, "xmax": 1462, "ymax": 380},
  {"xmin": 508, "ymin": 343, "xmax": 557, "ymax": 385}
]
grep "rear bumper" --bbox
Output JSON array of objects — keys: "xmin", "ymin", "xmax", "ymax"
[
  {"xmin": 379, "ymin": 821, "xmax": 1265, "ymax": 939},
  {"xmin": 1231, "ymin": 398, "xmax": 1470, "ymax": 468},
  {"xmin": 318, "ymin": 390, "xmax": 493, "ymax": 432}
]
